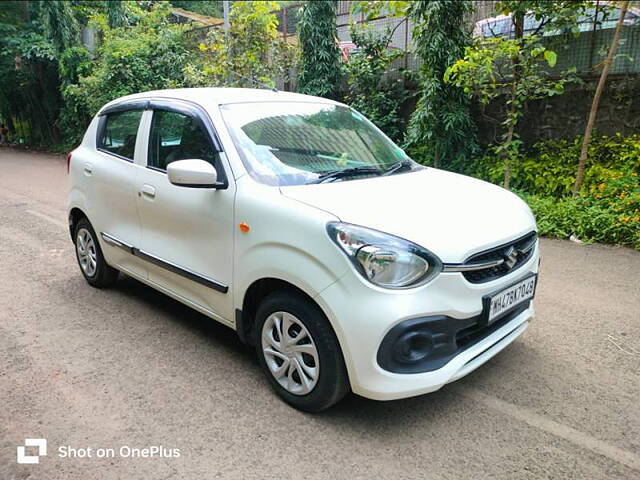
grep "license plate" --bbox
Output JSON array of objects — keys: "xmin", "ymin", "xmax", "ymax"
[{"xmin": 483, "ymin": 274, "xmax": 537, "ymax": 325}]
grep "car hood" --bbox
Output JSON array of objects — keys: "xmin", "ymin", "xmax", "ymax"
[{"xmin": 280, "ymin": 168, "xmax": 537, "ymax": 263}]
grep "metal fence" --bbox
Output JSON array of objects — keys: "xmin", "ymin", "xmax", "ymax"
[
  {"xmin": 272, "ymin": 1, "xmax": 501, "ymax": 77},
  {"xmin": 552, "ymin": 24, "xmax": 640, "ymax": 75},
  {"xmin": 187, "ymin": 1, "xmax": 640, "ymax": 87},
  {"xmin": 273, "ymin": 0, "xmax": 639, "ymax": 80}
]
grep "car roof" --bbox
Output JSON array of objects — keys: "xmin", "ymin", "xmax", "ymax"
[{"xmin": 100, "ymin": 87, "xmax": 342, "ymax": 113}]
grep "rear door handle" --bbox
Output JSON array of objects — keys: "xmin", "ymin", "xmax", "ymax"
[
  {"xmin": 141, "ymin": 184, "xmax": 156, "ymax": 199},
  {"xmin": 83, "ymin": 162, "xmax": 93, "ymax": 175}
]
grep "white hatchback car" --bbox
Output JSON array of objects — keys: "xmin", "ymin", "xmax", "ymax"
[{"xmin": 67, "ymin": 88, "xmax": 539, "ymax": 411}]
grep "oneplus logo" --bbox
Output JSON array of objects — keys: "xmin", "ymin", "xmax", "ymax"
[{"xmin": 17, "ymin": 439, "xmax": 47, "ymax": 464}]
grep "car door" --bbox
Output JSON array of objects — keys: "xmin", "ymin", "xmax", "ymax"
[
  {"xmin": 91, "ymin": 106, "xmax": 147, "ymax": 279},
  {"xmin": 135, "ymin": 101, "xmax": 235, "ymax": 324}
]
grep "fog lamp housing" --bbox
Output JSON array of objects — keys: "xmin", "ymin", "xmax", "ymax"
[{"xmin": 393, "ymin": 331, "xmax": 434, "ymax": 364}]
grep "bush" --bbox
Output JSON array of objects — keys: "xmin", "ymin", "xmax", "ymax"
[
  {"xmin": 520, "ymin": 170, "xmax": 640, "ymax": 250},
  {"xmin": 69, "ymin": 3, "xmax": 192, "ymax": 122},
  {"xmin": 464, "ymin": 134, "xmax": 640, "ymax": 197},
  {"xmin": 457, "ymin": 134, "xmax": 640, "ymax": 250}
]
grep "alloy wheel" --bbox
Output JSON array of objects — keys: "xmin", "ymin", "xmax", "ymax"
[{"xmin": 76, "ymin": 228, "xmax": 98, "ymax": 277}]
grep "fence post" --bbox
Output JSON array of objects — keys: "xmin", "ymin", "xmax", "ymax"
[
  {"xmin": 404, "ymin": 17, "xmax": 409, "ymax": 69},
  {"xmin": 283, "ymin": 6, "xmax": 288, "ymax": 41},
  {"xmin": 588, "ymin": 0, "xmax": 600, "ymax": 71}
]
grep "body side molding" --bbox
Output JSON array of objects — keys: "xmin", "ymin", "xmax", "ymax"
[{"xmin": 100, "ymin": 232, "xmax": 228, "ymax": 294}]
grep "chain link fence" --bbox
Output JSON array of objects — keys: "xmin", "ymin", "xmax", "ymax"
[
  {"xmin": 184, "ymin": 1, "xmax": 640, "ymax": 88},
  {"xmin": 272, "ymin": 0, "xmax": 639, "ymax": 80}
]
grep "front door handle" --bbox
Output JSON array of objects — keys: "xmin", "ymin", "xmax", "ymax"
[
  {"xmin": 141, "ymin": 184, "xmax": 156, "ymax": 199},
  {"xmin": 83, "ymin": 162, "xmax": 93, "ymax": 175}
]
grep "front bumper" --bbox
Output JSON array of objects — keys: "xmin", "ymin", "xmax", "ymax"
[{"xmin": 315, "ymin": 244, "xmax": 539, "ymax": 401}]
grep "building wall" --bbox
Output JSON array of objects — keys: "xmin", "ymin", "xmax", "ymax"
[{"xmin": 474, "ymin": 76, "xmax": 640, "ymax": 146}]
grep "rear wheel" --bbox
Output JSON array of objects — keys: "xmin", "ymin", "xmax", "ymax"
[
  {"xmin": 74, "ymin": 218, "xmax": 118, "ymax": 288},
  {"xmin": 254, "ymin": 291, "xmax": 349, "ymax": 412}
]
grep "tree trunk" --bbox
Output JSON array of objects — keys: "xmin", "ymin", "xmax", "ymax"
[
  {"xmin": 503, "ymin": 121, "xmax": 515, "ymax": 189},
  {"xmin": 573, "ymin": 0, "xmax": 629, "ymax": 196},
  {"xmin": 433, "ymin": 145, "xmax": 440, "ymax": 169},
  {"xmin": 7, "ymin": 115, "xmax": 16, "ymax": 136},
  {"xmin": 502, "ymin": 10, "xmax": 524, "ymax": 190}
]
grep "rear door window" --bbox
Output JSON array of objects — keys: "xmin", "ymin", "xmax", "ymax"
[
  {"xmin": 98, "ymin": 110, "xmax": 143, "ymax": 160},
  {"xmin": 148, "ymin": 110, "xmax": 217, "ymax": 171}
]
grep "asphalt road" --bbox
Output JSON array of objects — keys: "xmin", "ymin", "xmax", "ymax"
[{"xmin": 1, "ymin": 148, "xmax": 639, "ymax": 480}]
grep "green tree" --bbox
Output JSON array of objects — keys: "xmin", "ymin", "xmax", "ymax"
[
  {"xmin": 71, "ymin": 2, "xmax": 192, "ymax": 116},
  {"xmin": 39, "ymin": 0, "xmax": 80, "ymax": 53},
  {"xmin": 344, "ymin": 24, "xmax": 411, "ymax": 143},
  {"xmin": 574, "ymin": 0, "xmax": 630, "ymax": 196},
  {"xmin": 445, "ymin": 37, "xmax": 576, "ymax": 188},
  {"xmin": 297, "ymin": 0, "xmax": 342, "ymax": 99},
  {"xmin": 445, "ymin": 1, "xmax": 588, "ymax": 188},
  {"xmin": 0, "ymin": 1, "xmax": 70, "ymax": 145},
  {"xmin": 351, "ymin": 1, "xmax": 411, "ymax": 19},
  {"xmin": 404, "ymin": 0, "xmax": 476, "ymax": 169},
  {"xmin": 106, "ymin": 0, "xmax": 127, "ymax": 28},
  {"xmin": 187, "ymin": 1, "xmax": 295, "ymax": 88}
]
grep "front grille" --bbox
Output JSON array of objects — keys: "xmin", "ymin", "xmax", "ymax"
[{"xmin": 462, "ymin": 232, "xmax": 537, "ymax": 284}]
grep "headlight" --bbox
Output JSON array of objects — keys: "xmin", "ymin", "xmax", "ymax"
[{"xmin": 327, "ymin": 222, "xmax": 442, "ymax": 289}]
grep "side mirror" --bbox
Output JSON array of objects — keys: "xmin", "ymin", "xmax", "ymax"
[{"xmin": 167, "ymin": 159, "xmax": 219, "ymax": 188}]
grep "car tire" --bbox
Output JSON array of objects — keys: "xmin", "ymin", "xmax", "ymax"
[
  {"xmin": 74, "ymin": 218, "xmax": 119, "ymax": 288},
  {"xmin": 254, "ymin": 290, "xmax": 349, "ymax": 412}
]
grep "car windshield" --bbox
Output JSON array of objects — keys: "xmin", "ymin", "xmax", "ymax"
[{"xmin": 220, "ymin": 102, "xmax": 419, "ymax": 186}]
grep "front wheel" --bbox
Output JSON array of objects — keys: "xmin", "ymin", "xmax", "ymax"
[{"xmin": 254, "ymin": 291, "xmax": 349, "ymax": 412}]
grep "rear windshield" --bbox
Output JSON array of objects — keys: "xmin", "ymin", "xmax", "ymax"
[{"xmin": 220, "ymin": 102, "xmax": 416, "ymax": 186}]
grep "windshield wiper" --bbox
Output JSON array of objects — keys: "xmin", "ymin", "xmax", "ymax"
[
  {"xmin": 310, "ymin": 166, "xmax": 383, "ymax": 184},
  {"xmin": 381, "ymin": 160, "xmax": 414, "ymax": 176}
]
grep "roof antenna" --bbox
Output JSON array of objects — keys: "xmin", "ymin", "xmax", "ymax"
[{"xmin": 227, "ymin": 70, "xmax": 278, "ymax": 92}]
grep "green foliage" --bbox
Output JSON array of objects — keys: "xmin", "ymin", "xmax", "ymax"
[
  {"xmin": 106, "ymin": 0, "xmax": 128, "ymax": 28},
  {"xmin": 58, "ymin": 46, "xmax": 94, "ymax": 145},
  {"xmin": 445, "ymin": 0, "xmax": 590, "ymax": 187},
  {"xmin": 343, "ymin": 24, "xmax": 412, "ymax": 143},
  {"xmin": 170, "ymin": 1, "xmax": 223, "ymax": 18},
  {"xmin": 56, "ymin": 2, "xmax": 191, "ymax": 147},
  {"xmin": 462, "ymin": 133, "xmax": 640, "ymax": 250},
  {"xmin": 297, "ymin": 0, "xmax": 342, "ymax": 99},
  {"xmin": 521, "ymin": 175, "xmax": 640, "ymax": 250},
  {"xmin": 39, "ymin": 0, "xmax": 80, "ymax": 53},
  {"xmin": 445, "ymin": 38, "xmax": 573, "ymax": 106},
  {"xmin": 351, "ymin": 1, "xmax": 411, "ymax": 19},
  {"xmin": 187, "ymin": 1, "xmax": 295, "ymax": 88},
  {"xmin": 446, "ymin": 37, "xmax": 577, "ymax": 169},
  {"xmin": 82, "ymin": 3, "xmax": 190, "ymax": 113},
  {"xmin": 495, "ymin": 1, "xmax": 591, "ymax": 37},
  {"xmin": 463, "ymin": 134, "xmax": 640, "ymax": 198},
  {"xmin": 0, "ymin": 1, "xmax": 67, "ymax": 145},
  {"xmin": 59, "ymin": 46, "xmax": 92, "ymax": 84},
  {"xmin": 404, "ymin": 0, "xmax": 476, "ymax": 169}
]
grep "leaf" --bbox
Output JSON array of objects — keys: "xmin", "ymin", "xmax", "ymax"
[{"xmin": 544, "ymin": 50, "xmax": 557, "ymax": 68}]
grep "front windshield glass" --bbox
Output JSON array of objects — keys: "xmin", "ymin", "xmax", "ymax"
[{"xmin": 220, "ymin": 102, "xmax": 419, "ymax": 186}]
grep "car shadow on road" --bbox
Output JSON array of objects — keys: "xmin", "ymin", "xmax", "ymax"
[
  {"xmin": 107, "ymin": 273, "xmax": 538, "ymax": 434},
  {"xmin": 110, "ymin": 274, "xmax": 257, "ymax": 364}
]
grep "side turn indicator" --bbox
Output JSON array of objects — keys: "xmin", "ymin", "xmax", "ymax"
[{"xmin": 239, "ymin": 222, "xmax": 250, "ymax": 233}]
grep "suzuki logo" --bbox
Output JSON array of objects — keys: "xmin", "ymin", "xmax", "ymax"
[{"xmin": 503, "ymin": 246, "xmax": 518, "ymax": 269}]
